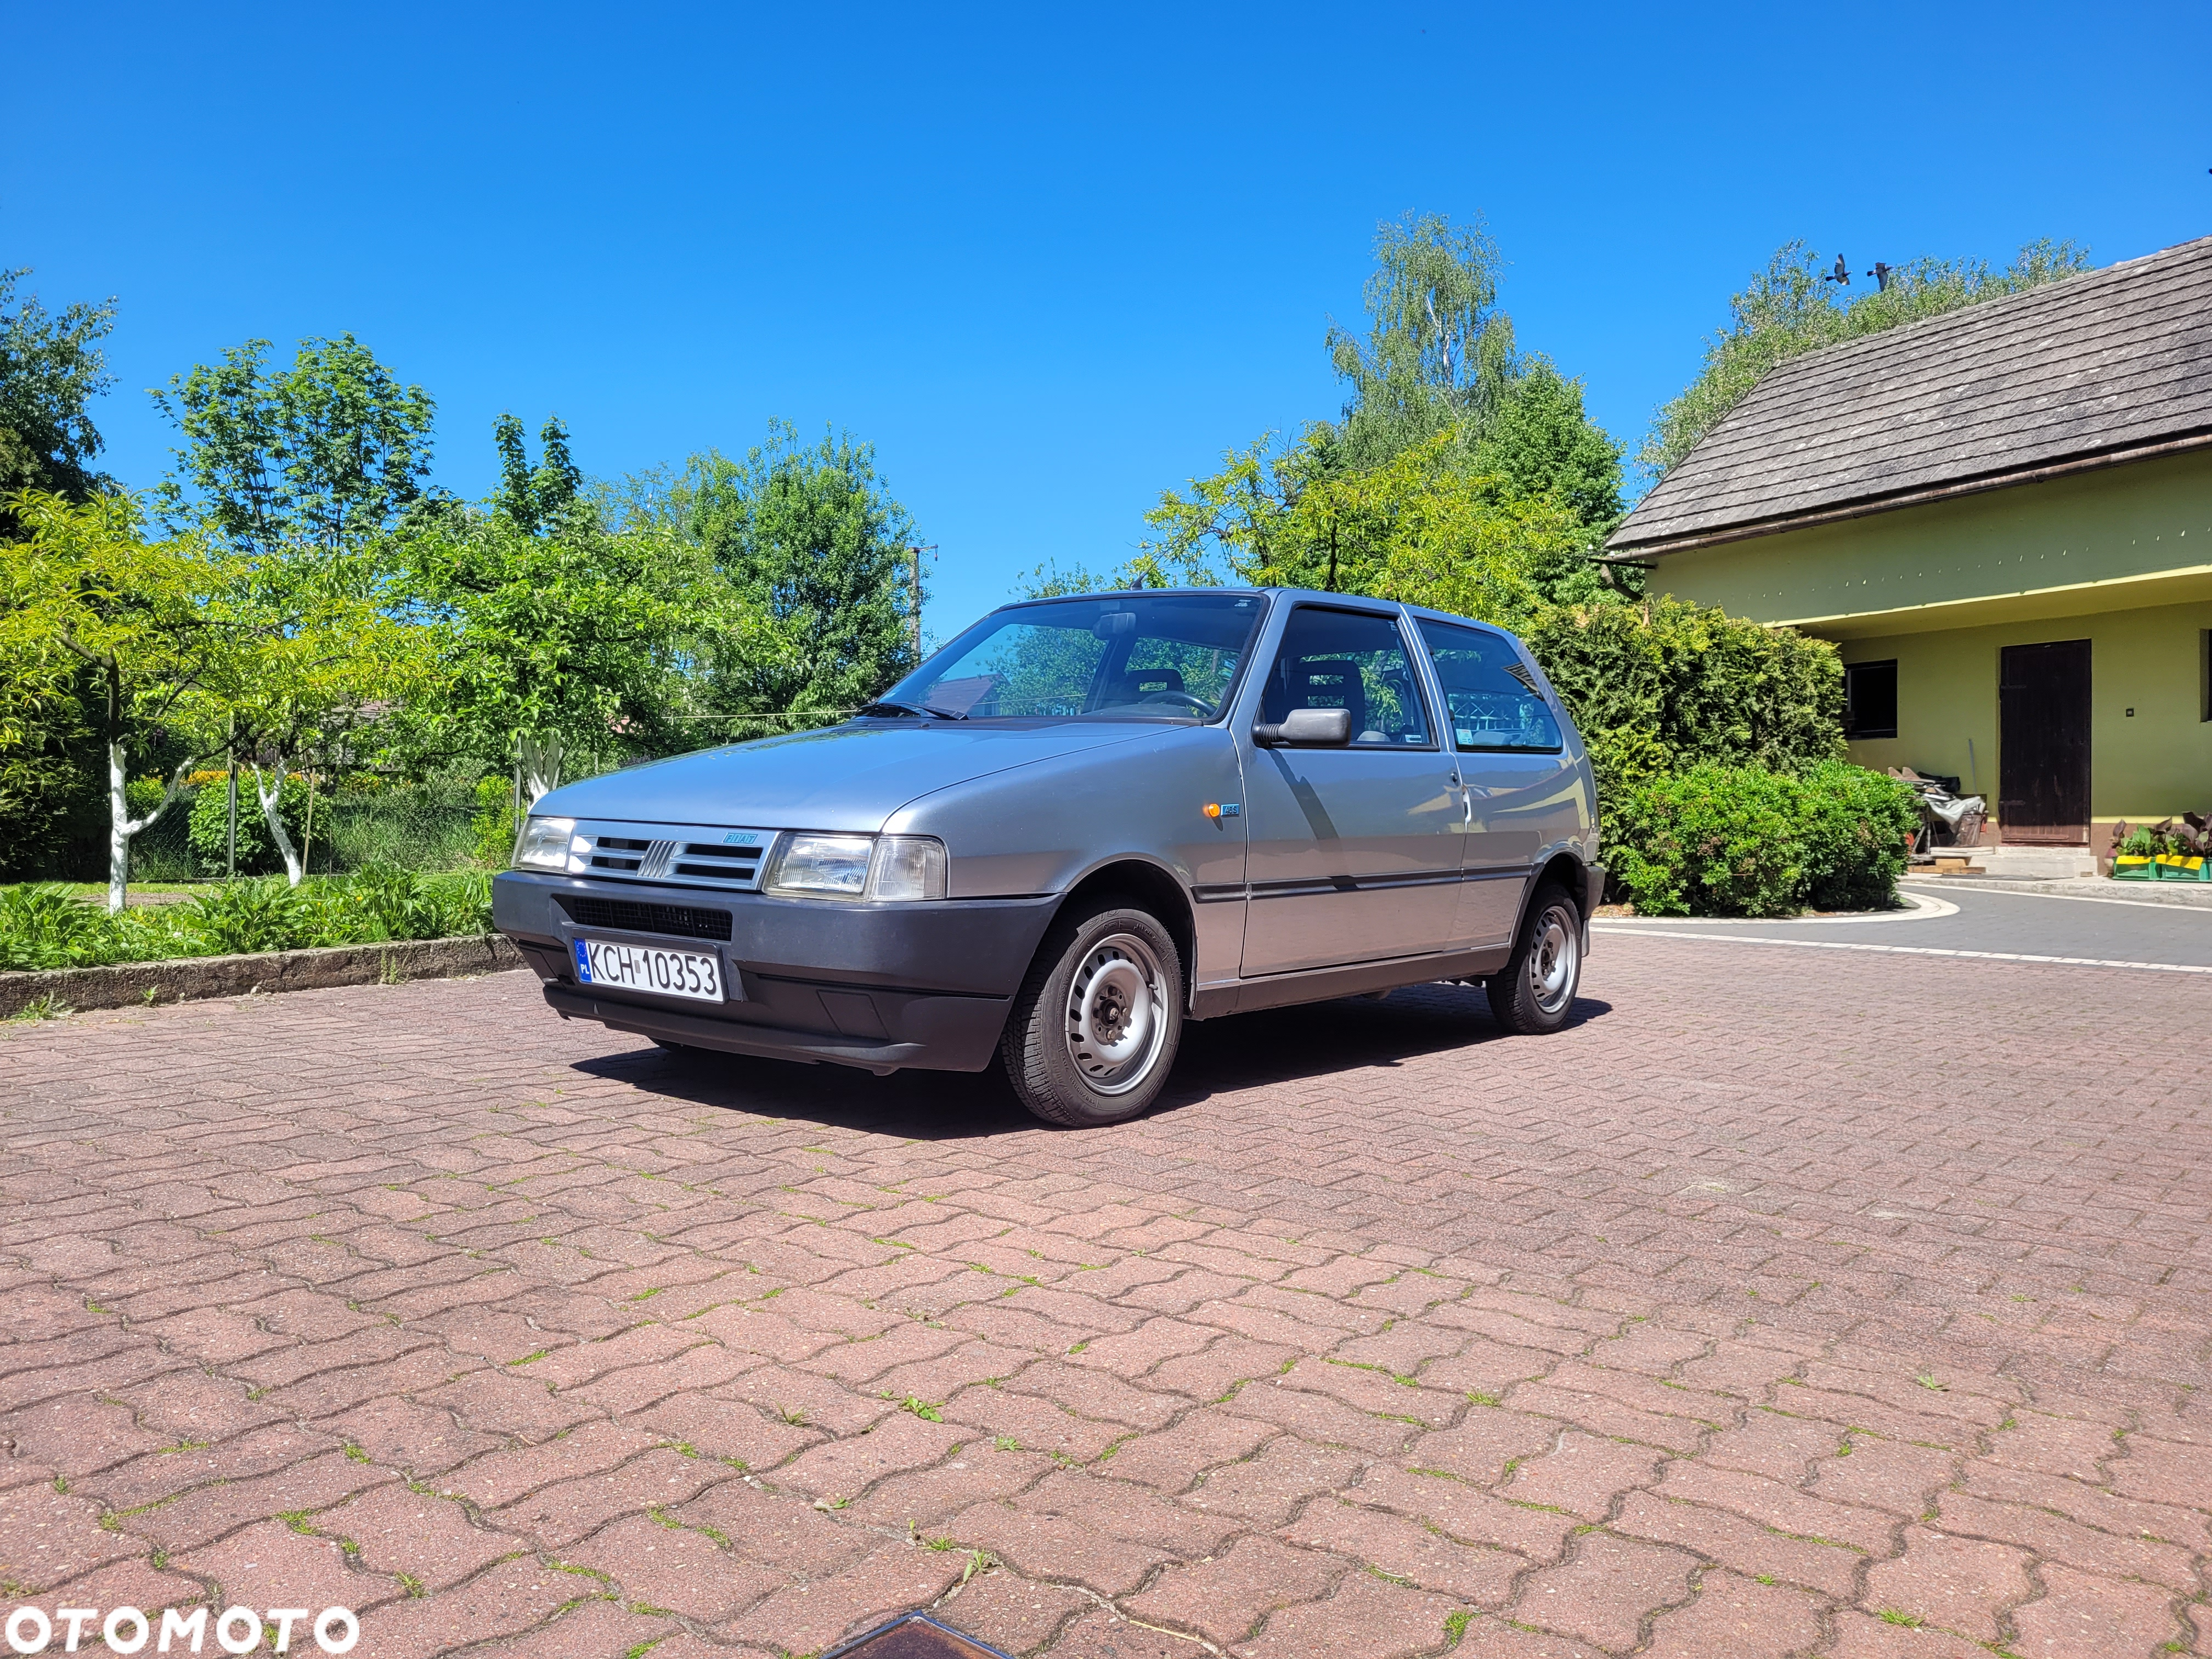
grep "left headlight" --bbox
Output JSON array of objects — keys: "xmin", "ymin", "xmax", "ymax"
[
  {"xmin": 512, "ymin": 815, "xmax": 578, "ymax": 872},
  {"xmin": 764, "ymin": 833, "xmax": 947, "ymax": 901}
]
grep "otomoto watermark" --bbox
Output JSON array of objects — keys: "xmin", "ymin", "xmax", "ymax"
[{"xmin": 3, "ymin": 1606, "xmax": 359, "ymax": 1655}]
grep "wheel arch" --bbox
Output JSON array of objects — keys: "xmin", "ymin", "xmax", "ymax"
[
  {"xmin": 1049, "ymin": 857, "xmax": 1198, "ymax": 1007},
  {"xmin": 1509, "ymin": 851, "xmax": 1595, "ymax": 945}
]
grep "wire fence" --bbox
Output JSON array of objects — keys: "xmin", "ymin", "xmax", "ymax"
[{"xmin": 127, "ymin": 782, "xmax": 483, "ymax": 882}]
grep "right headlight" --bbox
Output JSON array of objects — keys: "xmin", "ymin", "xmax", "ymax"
[
  {"xmin": 763, "ymin": 833, "xmax": 947, "ymax": 901},
  {"xmin": 512, "ymin": 815, "xmax": 578, "ymax": 872}
]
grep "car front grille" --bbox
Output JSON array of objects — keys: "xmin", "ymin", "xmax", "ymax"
[
  {"xmin": 566, "ymin": 821, "xmax": 774, "ymax": 890},
  {"xmin": 560, "ymin": 896, "xmax": 733, "ymax": 942}
]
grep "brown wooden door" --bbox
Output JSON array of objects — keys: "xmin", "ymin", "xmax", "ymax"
[{"xmin": 1998, "ymin": 640, "xmax": 2091, "ymax": 844}]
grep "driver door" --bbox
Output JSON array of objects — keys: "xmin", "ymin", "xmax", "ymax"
[{"xmin": 1239, "ymin": 605, "xmax": 1465, "ymax": 975}]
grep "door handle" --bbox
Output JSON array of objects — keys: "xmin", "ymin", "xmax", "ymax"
[{"xmin": 1448, "ymin": 772, "xmax": 1472, "ymax": 825}]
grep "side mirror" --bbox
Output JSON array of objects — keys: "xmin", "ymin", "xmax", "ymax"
[{"xmin": 1253, "ymin": 707, "xmax": 1353, "ymax": 748}]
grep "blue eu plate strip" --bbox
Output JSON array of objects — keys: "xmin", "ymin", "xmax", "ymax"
[{"xmin": 573, "ymin": 938, "xmax": 592, "ymax": 982}]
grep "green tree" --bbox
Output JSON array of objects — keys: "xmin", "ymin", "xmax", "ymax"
[
  {"xmin": 1141, "ymin": 432, "xmax": 1581, "ymax": 623},
  {"xmin": 1327, "ymin": 213, "xmax": 1520, "ymax": 472},
  {"xmin": 1643, "ymin": 238, "xmax": 2091, "ymax": 476},
  {"xmin": 652, "ymin": 422, "xmax": 922, "ymax": 730},
  {"xmin": 224, "ymin": 560, "xmax": 432, "ymax": 883},
  {"xmin": 492, "ymin": 413, "xmax": 582, "ymax": 533},
  {"xmin": 1473, "ymin": 360, "xmax": 1624, "ymax": 533},
  {"xmin": 0, "ymin": 269, "xmax": 119, "ymax": 525},
  {"xmin": 1120, "ymin": 215, "xmax": 1630, "ymax": 611},
  {"xmin": 151, "ymin": 333, "xmax": 436, "ymax": 557},
  {"xmin": 2, "ymin": 493, "xmax": 269, "ymax": 910},
  {"xmin": 396, "ymin": 503, "xmax": 715, "ymax": 798}
]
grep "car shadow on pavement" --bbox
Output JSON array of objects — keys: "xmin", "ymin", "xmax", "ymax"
[{"xmin": 569, "ymin": 981, "xmax": 1611, "ymax": 1135}]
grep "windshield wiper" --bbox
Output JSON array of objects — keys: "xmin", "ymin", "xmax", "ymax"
[{"xmin": 858, "ymin": 699, "xmax": 968, "ymax": 721}]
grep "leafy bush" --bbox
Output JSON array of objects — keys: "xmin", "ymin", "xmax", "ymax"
[
  {"xmin": 1520, "ymin": 598, "xmax": 1846, "ymax": 802},
  {"xmin": 472, "ymin": 775, "xmax": 518, "ymax": 868},
  {"xmin": 0, "ymin": 868, "xmax": 496, "ymax": 971},
  {"xmin": 186, "ymin": 774, "xmax": 308, "ymax": 876},
  {"xmin": 188, "ymin": 878, "xmax": 312, "ymax": 955},
  {"xmin": 0, "ymin": 884, "xmax": 114, "ymax": 971},
  {"xmin": 1795, "ymin": 760, "xmax": 1918, "ymax": 911},
  {"xmin": 1607, "ymin": 764, "xmax": 1806, "ymax": 917},
  {"xmin": 1607, "ymin": 760, "xmax": 1918, "ymax": 917}
]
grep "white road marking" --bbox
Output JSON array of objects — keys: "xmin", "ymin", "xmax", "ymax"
[
  {"xmin": 1590, "ymin": 928, "xmax": 2212, "ymax": 975},
  {"xmin": 1899, "ymin": 879, "xmax": 2212, "ymax": 916}
]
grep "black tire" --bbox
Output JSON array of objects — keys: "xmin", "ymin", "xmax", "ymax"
[
  {"xmin": 1001, "ymin": 902, "xmax": 1184, "ymax": 1127},
  {"xmin": 1487, "ymin": 881, "xmax": 1583, "ymax": 1035}
]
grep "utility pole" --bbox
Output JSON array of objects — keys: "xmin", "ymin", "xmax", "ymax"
[{"xmin": 907, "ymin": 544, "xmax": 937, "ymax": 662}]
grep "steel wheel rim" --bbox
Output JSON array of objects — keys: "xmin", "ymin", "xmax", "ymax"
[
  {"xmin": 1527, "ymin": 905, "xmax": 1578, "ymax": 1015},
  {"xmin": 1065, "ymin": 932, "xmax": 1169, "ymax": 1095}
]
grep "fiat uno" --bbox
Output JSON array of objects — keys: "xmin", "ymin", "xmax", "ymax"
[{"xmin": 494, "ymin": 589, "xmax": 1601, "ymax": 1126}]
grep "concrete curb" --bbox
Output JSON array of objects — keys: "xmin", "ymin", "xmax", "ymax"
[
  {"xmin": 1597, "ymin": 888, "xmax": 1960, "ymax": 928},
  {"xmin": 0, "ymin": 934, "xmax": 523, "ymax": 1018}
]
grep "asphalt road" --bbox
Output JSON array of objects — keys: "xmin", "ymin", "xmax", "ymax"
[{"xmin": 1596, "ymin": 879, "xmax": 2212, "ymax": 972}]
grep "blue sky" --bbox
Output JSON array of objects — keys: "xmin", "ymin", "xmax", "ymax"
[{"xmin": 7, "ymin": 2, "xmax": 2207, "ymax": 636}]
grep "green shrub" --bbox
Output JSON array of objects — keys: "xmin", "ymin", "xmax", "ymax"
[
  {"xmin": 187, "ymin": 775, "xmax": 308, "ymax": 876},
  {"xmin": 472, "ymin": 775, "xmax": 519, "ymax": 868},
  {"xmin": 350, "ymin": 864, "xmax": 492, "ymax": 941},
  {"xmin": 1607, "ymin": 763, "xmax": 1806, "ymax": 917},
  {"xmin": 187, "ymin": 878, "xmax": 312, "ymax": 955},
  {"xmin": 1609, "ymin": 760, "xmax": 1919, "ymax": 917},
  {"xmin": 1795, "ymin": 760, "xmax": 1918, "ymax": 911},
  {"xmin": 1522, "ymin": 598, "xmax": 1846, "ymax": 790},
  {"xmin": 0, "ymin": 884, "xmax": 113, "ymax": 970}
]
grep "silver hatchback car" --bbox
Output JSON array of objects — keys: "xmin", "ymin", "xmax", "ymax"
[{"xmin": 494, "ymin": 588, "xmax": 1601, "ymax": 1125}]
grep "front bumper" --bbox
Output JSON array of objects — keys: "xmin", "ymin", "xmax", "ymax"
[{"xmin": 494, "ymin": 871, "xmax": 1060, "ymax": 1073}]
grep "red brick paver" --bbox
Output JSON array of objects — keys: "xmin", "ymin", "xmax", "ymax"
[{"xmin": 2, "ymin": 938, "xmax": 2208, "ymax": 1657}]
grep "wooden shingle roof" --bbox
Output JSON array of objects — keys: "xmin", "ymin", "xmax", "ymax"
[{"xmin": 1609, "ymin": 234, "xmax": 2212, "ymax": 556}]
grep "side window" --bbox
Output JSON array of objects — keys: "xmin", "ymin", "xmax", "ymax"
[
  {"xmin": 1415, "ymin": 619, "xmax": 1564, "ymax": 753},
  {"xmin": 1261, "ymin": 607, "xmax": 1432, "ymax": 746}
]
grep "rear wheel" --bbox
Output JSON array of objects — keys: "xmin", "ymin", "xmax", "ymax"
[
  {"xmin": 1002, "ymin": 903, "xmax": 1183, "ymax": 1126},
  {"xmin": 1487, "ymin": 882, "xmax": 1582, "ymax": 1035}
]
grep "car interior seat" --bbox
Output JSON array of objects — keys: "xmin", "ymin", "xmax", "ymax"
[
  {"xmin": 1108, "ymin": 666, "xmax": 1187, "ymax": 704},
  {"xmin": 1265, "ymin": 658, "xmax": 1367, "ymax": 736}
]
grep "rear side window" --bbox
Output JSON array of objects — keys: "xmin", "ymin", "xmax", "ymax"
[{"xmin": 1416, "ymin": 619, "xmax": 1564, "ymax": 753}]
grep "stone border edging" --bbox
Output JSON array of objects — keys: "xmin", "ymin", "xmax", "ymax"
[{"xmin": 0, "ymin": 933, "xmax": 522, "ymax": 1018}]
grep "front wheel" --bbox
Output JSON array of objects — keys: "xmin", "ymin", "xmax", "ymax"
[
  {"xmin": 1487, "ymin": 882, "xmax": 1583, "ymax": 1035},
  {"xmin": 1002, "ymin": 904, "xmax": 1183, "ymax": 1126}
]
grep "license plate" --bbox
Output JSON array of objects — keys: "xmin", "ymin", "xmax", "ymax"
[{"xmin": 573, "ymin": 937, "xmax": 725, "ymax": 1003}]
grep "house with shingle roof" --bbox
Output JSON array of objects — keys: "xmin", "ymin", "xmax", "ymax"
[{"xmin": 1608, "ymin": 234, "xmax": 2212, "ymax": 856}]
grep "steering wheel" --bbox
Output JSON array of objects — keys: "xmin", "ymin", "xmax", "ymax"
[{"xmin": 1140, "ymin": 690, "xmax": 1212, "ymax": 712}]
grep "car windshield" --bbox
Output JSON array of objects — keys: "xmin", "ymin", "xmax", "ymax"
[{"xmin": 869, "ymin": 592, "xmax": 1268, "ymax": 722}]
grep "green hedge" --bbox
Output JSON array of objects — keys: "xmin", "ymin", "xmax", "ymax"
[
  {"xmin": 0, "ymin": 868, "xmax": 493, "ymax": 972},
  {"xmin": 1521, "ymin": 598, "xmax": 1846, "ymax": 802},
  {"xmin": 1606, "ymin": 760, "xmax": 1918, "ymax": 917}
]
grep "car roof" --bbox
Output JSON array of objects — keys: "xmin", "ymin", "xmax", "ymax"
[{"xmin": 992, "ymin": 586, "xmax": 1524, "ymax": 641}]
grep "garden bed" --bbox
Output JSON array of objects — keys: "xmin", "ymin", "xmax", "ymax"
[{"xmin": 1, "ymin": 933, "xmax": 522, "ymax": 1019}]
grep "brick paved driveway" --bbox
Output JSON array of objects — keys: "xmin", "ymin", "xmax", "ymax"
[{"xmin": 3, "ymin": 940, "xmax": 2207, "ymax": 1659}]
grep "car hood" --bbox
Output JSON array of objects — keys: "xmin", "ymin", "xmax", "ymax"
[{"xmin": 532, "ymin": 720, "xmax": 1165, "ymax": 832}]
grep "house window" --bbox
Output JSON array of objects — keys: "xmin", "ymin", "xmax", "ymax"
[{"xmin": 1844, "ymin": 659, "xmax": 1899, "ymax": 740}]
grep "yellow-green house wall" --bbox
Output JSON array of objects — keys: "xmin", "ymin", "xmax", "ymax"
[
  {"xmin": 1648, "ymin": 445, "xmax": 2212, "ymax": 829},
  {"xmin": 1828, "ymin": 601, "xmax": 2212, "ymax": 821}
]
